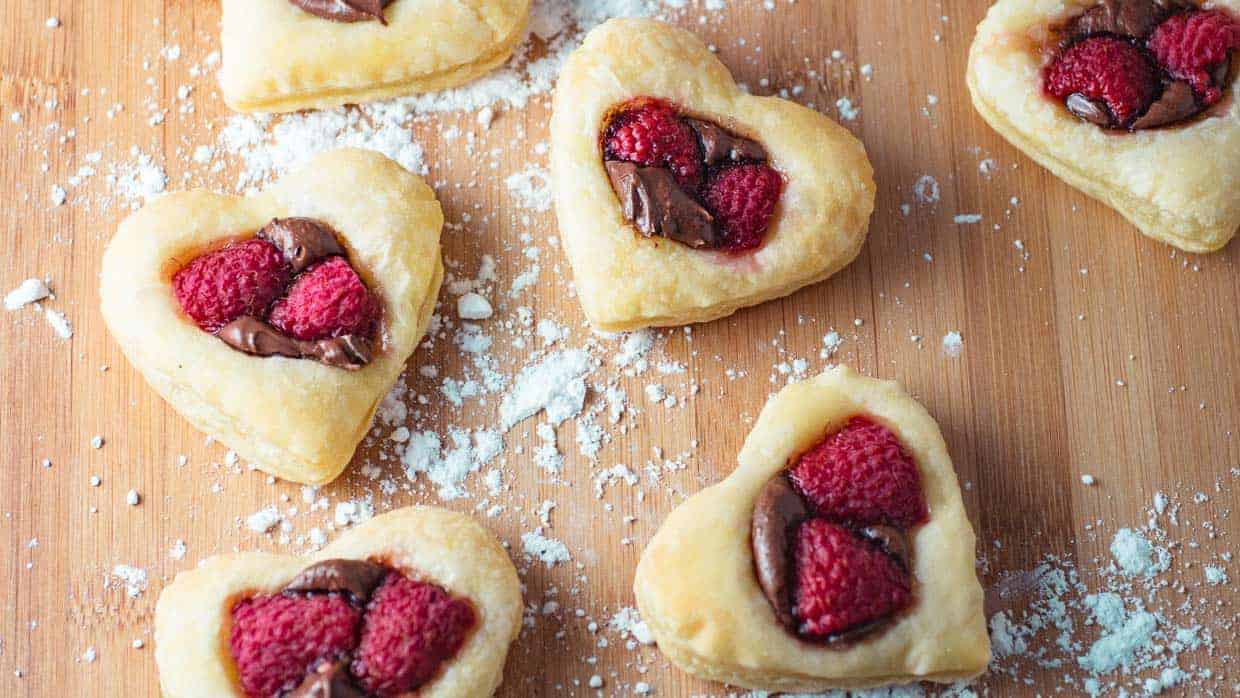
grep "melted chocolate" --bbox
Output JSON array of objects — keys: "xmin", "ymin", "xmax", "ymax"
[
  {"xmin": 1065, "ymin": 92, "xmax": 1114, "ymax": 126},
  {"xmin": 259, "ymin": 218, "xmax": 346, "ymax": 274},
  {"xmin": 287, "ymin": 661, "xmax": 366, "ymax": 698},
  {"xmin": 1066, "ymin": 0, "xmax": 1184, "ymax": 40},
  {"xmin": 288, "ymin": 0, "xmax": 394, "ymax": 23},
  {"xmin": 284, "ymin": 559, "xmax": 387, "ymax": 601},
  {"xmin": 604, "ymin": 161, "xmax": 719, "ymax": 248},
  {"xmin": 218, "ymin": 316, "xmax": 372, "ymax": 371},
  {"xmin": 685, "ymin": 119, "xmax": 768, "ymax": 166},
  {"xmin": 750, "ymin": 474, "xmax": 810, "ymax": 632},
  {"xmin": 1131, "ymin": 80, "xmax": 1200, "ymax": 128}
]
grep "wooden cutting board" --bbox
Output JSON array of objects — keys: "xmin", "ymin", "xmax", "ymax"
[{"xmin": 1, "ymin": 1, "xmax": 1237, "ymax": 696}]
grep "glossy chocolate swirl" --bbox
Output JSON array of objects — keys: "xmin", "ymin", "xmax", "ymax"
[{"xmin": 218, "ymin": 316, "xmax": 373, "ymax": 371}]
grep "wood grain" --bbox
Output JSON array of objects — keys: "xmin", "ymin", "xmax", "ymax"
[{"xmin": 1, "ymin": 0, "xmax": 1237, "ymax": 696}]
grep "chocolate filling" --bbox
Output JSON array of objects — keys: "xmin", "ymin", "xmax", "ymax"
[
  {"xmin": 750, "ymin": 455, "xmax": 916, "ymax": 644},
  {"xmin": 1050, "ymin": 0, "xmax": 1236, "ymax": 130},
  {"xmin": 1065, "ymin": 0, "xmax": 1187, "ymax": 41},
  {"xmin": 604, "ymin": 161, "xmax": 718, "ymax": 249},
  {"xmin": 284, "ymin": 559, "xmax": 387, "ymax": 600},
  {"xmin": 218, "ymin": 316, "xmax": 373, "ymax": 371},
  {"xmin": 288, "ymin": 0, "xmax": 395, "ymax": 23},
  {"xmin": 751, "ymin": 474, "xmax": 810, "ymax": 631},
  {"xmin": 602, "ymin": 104, "xmax": 776, "ymax": 251},
  {"xmin": 685, "ymin": 118, "xmax": 768, "ymax": 167},
  {"xmin": 259, "ymin": 218, "xmax": 347, "ymax": 275}
]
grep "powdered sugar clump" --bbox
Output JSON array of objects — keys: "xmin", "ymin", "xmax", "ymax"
[
  {"xmin": 111, "ymin": 565, "xmax": 148, "ymax": 598},
  {"xmin": 1109, "ymin": 528, "xmax": 1170, "ymax": 577},
  {"xmin": 4, "ymin": 279, "xmax": 51, "ymax": 310},
  {"xmin": 522, "ymin": 530, "xmax": 571, "ymax": 567},
  {"xmin": 500, "ymin": 350, "xmax": 593, "ymax": 428}
]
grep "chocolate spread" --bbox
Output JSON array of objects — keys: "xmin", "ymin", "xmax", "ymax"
[
  {"xmin": 604, "ymin": 161, "xmax": 719, "ymax": 249},
  {"xmin": 1065, "ymin": 0, "xmax": 1185, "ymax": 41},
  {"xmin": 685, "ymin": 119, "xmax": 767, "ymax": 167},
  {"xmin": 1052, "ymin": 0, "xmax": 1234, "ymax": 130},
  {"xmin": 284, "ymin": 558, "xmax": 387, "ymax": 600},
  {"xmin": 259, "ymin": 218, "xmax": 347, "ymax": 275},
  {"xmin": 288, "ymin": 0, "xmax": 394, "ymax": 23},
  {"xmin": 750, "ymin": 474, "xmax": 810, "ymax": 632},
  {"xmin": 750, "ymin": 469, "xmax": 915, "ymax": 644},
  {"xmin": 287, "ymin": 661, "xmax": 366, "ymax": 698},
  {"xmin": 218, "ymin": 316, "xmax": 373, "ymax": 371}
]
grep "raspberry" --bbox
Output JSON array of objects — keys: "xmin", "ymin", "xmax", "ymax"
[
  {"xmin": 788, "ymin": 416, "xmax": 928, "ymax": 529},
  {"xmin": 701, "ymin": 164, "xmax": 782, "ymax": 252},
  {"xmin": 1149, "ymin": 10, "xmax": 1240, "ymax": 105},
  {"xmin": 350, "ymin": 575, "xmax": 476, "ymax": 696},
  {"xmin": 172, "ymin": 239, "xmax": 289, "ymax": 332},
  {"xmin": 604, "ymin": 100, "xmax": 703, "ymax": 188},
  {"xmin": 1045, "ymin": 36, "xmax": 1159, "ymax": 125},
  {"xmin": 792, "ymin": 519, "xmax": 912, "ymax": 640},
  {"xmin": 268, "ymin": 256, "xmax": 378, "ymax": 341},
  {"xmin": 229, "ymin": 593, "xmax": 362, "ymax": 698}
]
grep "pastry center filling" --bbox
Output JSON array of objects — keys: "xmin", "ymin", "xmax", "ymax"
[
  {"xmin": 750, "ymin": 416, "xmax": 927, "ymax": 643},
  {"xmin": 171, "ymin": 217, "xmax": 380, "ymax": 370},
  {"xmin": 287, "ymin": 0, "xmax": 396, "ymax": 24},
  {"xmin": 601, "ymin": 97, "xmax": 783, "ymax": 252},
  {"xmin": 229, "ymin": 559, "xmax": 476, "ymax": 698},
  {"xmin": 1042, "ymin": 1, "xmax": 1239, "ymax": 130}
]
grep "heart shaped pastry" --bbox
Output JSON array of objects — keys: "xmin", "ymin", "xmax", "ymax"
[
  {"xmin": 100, "ymin": 149, "xmax": 443, "ymax": 485},
  {"xmin": 550, "ymin": 18, "xmax": 875, "ymax": 332},
  {"xmin": 154, "ymin": 506, "xmax": 522, "ymax": 697},
  {"xmin": 634, "ymin": 366, "xmax": 989, "ymax": 692},
  {"xmin": 220, "ymin": 0, "xmax": 530, "ymax": 113},
  {"xmin": 967, "ymin": 0, "xmax": 1240, "ymax": 252}
]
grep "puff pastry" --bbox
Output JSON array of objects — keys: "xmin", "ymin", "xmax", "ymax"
[
  {"xmin": 220, "ymin": 0, "xmax": 530, "ymax": 113},
  {"xmin": 550, "ymin": 18, "xmax": 875, "ymax": 332},
  {"xmin": 967, "ymin": 0, "xmax": 1240, "ymax": 253},
  {"xmin": 634, "ymin": 366, "xmax": 989, "ymax": 692},
  {"xmin": 154, "ymin": 506, "xmax": 523, "ymax": 697},
  {"xmin": 100, "ymin": 149, "xmax": 444, "ymax": 485}
]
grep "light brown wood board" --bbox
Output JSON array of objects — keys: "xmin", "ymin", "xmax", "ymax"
[{"xmin": 1, "ymin": 1, "xmax": 1238, "ymax": 696}]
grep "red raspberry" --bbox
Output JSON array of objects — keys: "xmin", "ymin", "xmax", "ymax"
[
  {"xmin": 1149, "ymin": 10, "xmax": 1240, "ymax": 105},
  {"xmin": 350, "ymin": 575, "xmax": 476, "ymax": 696},
  {"xmin": 604, "ymin": 100, "xmax": 703, "ymax": 188},
  {"xmin": 268, "ymin": 256, "xmax": 378, "ymax": 341},
  {"xmin": 788, "ymin": 416, "xmax": 928, "ymax": 529},
  {"xmin": 229, "ymin": 593, "xmax": 362, "ymax": 698},
  {"xmin": 1045, "ymin": 36, "xmax": 1159, "ymax": 125},
  {"xmin": 792, "ymin": 519, "xmax": 912, "ymax": 639},
  {"xmin": 701, "ymin": 163, "xmax": 782, "ymax": 252},
  {"xmin": 172, "ymin": 239, "xmax": 289, "ymax": 333}
]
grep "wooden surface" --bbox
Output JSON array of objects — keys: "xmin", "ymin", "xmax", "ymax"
[{"xmin": 2, "ymin": 1, "xmax": 1238, "ymax": 696}]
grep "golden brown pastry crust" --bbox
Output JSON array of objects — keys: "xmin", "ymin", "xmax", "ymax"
[
  {"xmin": 967, "ymin": 0, "xmax": 1240, "ymax": 253},
  {"xmin": 633, "ymin": 366, "xmax": 990, "ymax": 692},
  {"xmin": 153, "ymin": 506, "xmax": 523, "ymax": 697},
  {"xmin": 100, "ymin": 149, "xmax": 443, "ymax": 486},
  {"xmin": 550, "ymin": 18, "xmax": 875, "ymax": 332},
  {"xmin": 220, "ymin": 0, "xmax": 530, "ymax": 113}
]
